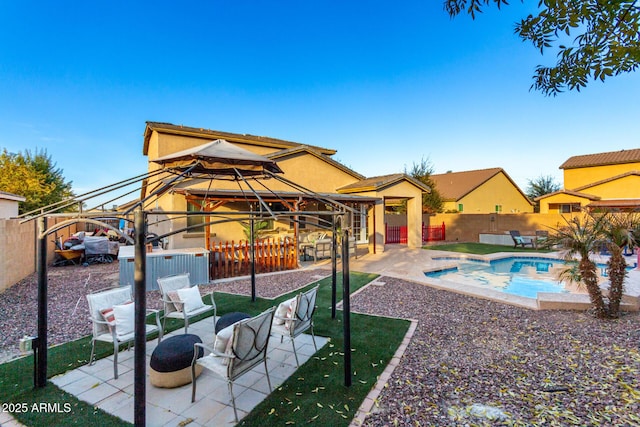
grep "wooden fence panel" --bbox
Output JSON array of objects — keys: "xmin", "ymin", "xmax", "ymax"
[{"xmin": 210, "ymin": 238, "xmax": 297, "ymax": 279}]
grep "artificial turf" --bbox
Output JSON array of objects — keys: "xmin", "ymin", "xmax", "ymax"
[{"xmin": 1, "ymin": 271, "xmax": 410, "ymax": 427}]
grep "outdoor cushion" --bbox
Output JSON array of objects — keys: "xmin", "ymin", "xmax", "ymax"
[
  {"xmin": 166, "ymin": 290, "xmax": 184, "ymax": 312},
  {"xmin": 113, "ymin": 302, "xmax": 135, "ymax": 339},
  {"xmin": 213, "ymin": 324, "xmax": 235, "ymax": 365},
  {"xmin": 177, "ymin": 286, "xmax": 204, "ymax": 313},
  {"xmin": 100, "ymin": 300, "xmax": 133, "ymax": 334},
  {"xmin": 150, "ymin": 334, "xmax": 203, "ymax": 388},
  {"xmin": 274, "ymin": 297, "xmax": 295, "ymax": 325},
  {"xmin": 285, "ymin": 297, "xmax": 298, "ymax": 330}
]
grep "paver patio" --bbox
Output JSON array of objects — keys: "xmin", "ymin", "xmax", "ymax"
[{"xmin": 50, "ymin": 317, "xmax": 327, "ymax": 426}]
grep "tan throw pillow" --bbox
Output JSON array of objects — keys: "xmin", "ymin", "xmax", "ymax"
[
  {"xmin": 214, "ymin": 325, "xmax": 235, "ymax": 366},
  {"xmin": 166, "ymin": 291, "xmax": 183, "ymax": 312}
]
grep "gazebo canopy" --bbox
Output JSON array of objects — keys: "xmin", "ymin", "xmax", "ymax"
[
  {"xmin": 152, "ymin": 139, "xmax": 283, "ymax": 176},
  {"xmin": 26, "ymin": 133, "xmax": 356, "ymax": 418}
]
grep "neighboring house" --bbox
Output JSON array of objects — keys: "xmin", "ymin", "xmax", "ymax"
[
  {"xmin": 142, "ymin": 122, "xmax": 430, "ymax": 251},
  {"xmin": 0, "ymin": 191, "xmax": 25, "ymax": 218},
  {"xmin": 537, "ymin": 148, "xmax": 640, "ymax": 213},
  {"xmin": 430, "ymin": 168, "xmax": 534, "ymax": 214}
]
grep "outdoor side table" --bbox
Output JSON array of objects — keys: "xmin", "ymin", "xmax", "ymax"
[
  {"xmin": 150, "ymin": 334, "xmax": 204, "ymax": 388},
  {"xmin": 215, "ymin": 312, "xmax": 251, "ymax": 334}
]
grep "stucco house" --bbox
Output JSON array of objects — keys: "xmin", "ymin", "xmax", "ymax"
[
  {"xmin": 0, "ymin": 191, "xmax": 25, "ymax": 218},
  {"xmin": 141, "ymin": 122, "xmax": 430, "ymax": 253},
  {"xmin": 537, "ymin": 148, "xmax": 640, "ymax": 213},
  {"xmin": 430, "ymin": 168, "xmax": 534, "ymax": 214}
]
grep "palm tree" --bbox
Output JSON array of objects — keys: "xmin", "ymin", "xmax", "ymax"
[
  {"xmin": 600, "ymin": 212, "xmax": 638, "ymax": 318},
  {"xmin": 549, "ymin": 214, "xmax": 609, "ymax": 319}
]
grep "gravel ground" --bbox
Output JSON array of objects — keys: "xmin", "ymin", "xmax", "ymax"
[
  {"xmin": 2, "ymin": 263, "xmax": 640, "ymax": 425},
  {"xmin": 0, "ymin": 262, "xmax": 330, "ymax": 364},
  {"xmin": 351, "ymin": 276, "xmax": 640, "ymax": 426}
]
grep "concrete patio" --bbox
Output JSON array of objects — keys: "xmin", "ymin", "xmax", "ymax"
[{"xmin": 50, "ymin": 317, "xmax": 327, "ymax": 426}]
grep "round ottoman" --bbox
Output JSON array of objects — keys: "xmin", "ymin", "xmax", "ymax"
[
  {"xmin": 215, "ymin": 312, "xmax": 251, "ymax": 334},
  {"xmin": 150, "ymin": 334, "xmax": 204, "ymax": 388}
]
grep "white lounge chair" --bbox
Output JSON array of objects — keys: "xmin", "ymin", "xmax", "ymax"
[
  {"xmin": 191, "ymin": 307, "xmax": 276, "ymax": 422},
  {"xmin": 157, "ymin": 273, "xmax": 216, "ymax": 334},
  {"xmin": 86, "ymin": 286, "xmax": 162, "ymax": 379},
  {"xmin": 271, "ymin": 285, "xmax": 319, "ymax": 367}
]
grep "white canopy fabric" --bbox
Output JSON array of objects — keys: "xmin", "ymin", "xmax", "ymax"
[{"xmin": 152, "ymin": 139, "xmax": 283, "ymax": 176}]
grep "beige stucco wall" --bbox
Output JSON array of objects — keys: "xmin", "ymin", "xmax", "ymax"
[
  {"xmin": 538, "ymin": 193, "xmax": 591, "ymax": 214},
  {"xmin": 579, "ymin": 174, "xmax": 640, "ymax": 199},
  {"xmin": 427, "ymin": 212, "xmax": 572, "ymax": 243},
  {"xmin": 355, "ymin": 180, "xmax": 425, "ymax": 251},
  {"xmin": 564, "ymin": 162, "xmax": 640, "ymax": 189},
  {"xmin": 267, "ymin": 153, "xmax": 360, "ymax": 193},
  {"xmin": 444, "ymin": 173, "xmax": 533, "ymax": 214}
]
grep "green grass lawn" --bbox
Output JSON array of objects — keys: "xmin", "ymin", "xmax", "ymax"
[
  {"xmin": 1, "ymin": 271, "xmax": 409, "ymax": 426},
  {"xmin": 423, "ymin": 242, "xmax": 553, "ymax": 254}
]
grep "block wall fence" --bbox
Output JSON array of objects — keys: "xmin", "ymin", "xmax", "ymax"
[{"xmin": 0, "ymin": 218, "xmax": 77, "ymax": 293}]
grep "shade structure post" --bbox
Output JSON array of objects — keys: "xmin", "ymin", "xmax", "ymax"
[
  {"xmin": 341, "ymin": 225, "xmax": 352, "ymax": 387},
  {"xmin": 250, "ymin": 217, "xmax": 256, "ymax": 302},
  {"xmin": 35, "ymin": 216, "xmax": 48, "ymax": 388},
  {"xmin": 331, "ymin": 216, "xmax": 337, "ymax": 319},
  {"xmin": 133, "ymin": 209, "xmax": 147, "ymax": 427}
]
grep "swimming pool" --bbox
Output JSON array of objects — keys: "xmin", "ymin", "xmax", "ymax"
[{"xmin": 425, "ymin": 257, "xmax": 601, "ymax": 299}]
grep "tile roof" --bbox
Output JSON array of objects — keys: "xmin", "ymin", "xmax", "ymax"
[
  {"xmin": 560, "ymin": 148, "xmax": 640, "ymax": 169},
  {"xmin": 431, "ymin": 167, "xmax": 512, "ymax": 201},
  {"xmin": 534, "ymin": 189, "xmax": 601, "ymax": 202},
  {"xmin": 587, "ymin": 199, "xmax": 640, "ymax": 208},
  {"xmin": 338, "ymin": 173, "xmax": 430, "ymax": 193}
]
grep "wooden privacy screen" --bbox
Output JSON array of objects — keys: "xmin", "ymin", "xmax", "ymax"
[{"xmin": 210, "ymin": 238, "xmax": 297, "ymax": 279}]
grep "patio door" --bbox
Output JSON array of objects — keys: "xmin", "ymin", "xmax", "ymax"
[{"xmin": 351, "ymin": 204, "xmax": 368, "ymax": 244}]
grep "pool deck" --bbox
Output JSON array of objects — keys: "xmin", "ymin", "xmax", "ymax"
[{"xmin": 343, "ymin": 246, "xmax": 640, "ymax": 311}]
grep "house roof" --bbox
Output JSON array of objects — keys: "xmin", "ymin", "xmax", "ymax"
[
  {"xmin": 430, "ymin": 167, "xmax": 530, "ymax": 203},
  {"xmin": 534, "ymin": 189, "xmax": 601, "ymax": 202},
  {"xmin": 337, "ymin": 173, "xmax": 431, "ymax": 194},
  {"xmin": 586, "ymin": 199, "xmax": 640, "ymax": 209},
  {"xmin": 143, "ymin": 122, "xmax": 336, "ymax": 156},
  {"xmin": 267, "ymin": 146, "xmax": 365, "ymax": 180},
  {"xmin": 560, "ymin": 148, "xmax": 640, "ymax": 170},
  {"xmin": 0, "ymin": 191, "xmax": 26, "ymax": 202}
]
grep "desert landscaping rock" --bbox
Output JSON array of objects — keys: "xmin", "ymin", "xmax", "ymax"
[{"xmin": 2, "ymin": 263, "xmax": 639, "ymax": 425}]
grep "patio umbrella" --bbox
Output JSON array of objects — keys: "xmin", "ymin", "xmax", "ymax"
[{"xmin": 152, "ymin": 139, "xmax": 283, "ymax": 176}]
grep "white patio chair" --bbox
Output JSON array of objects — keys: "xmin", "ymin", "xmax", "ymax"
[
  {"xmin": 86, "ymin": 286, "xmax": 162, "ymax": 379},
  {"xmin": 157, "ymin": 273, "xmax": 216, "ymax": 334},
  {"xmin": 191, "ymin": 307, "xmax": 276, "ymax": 423},
  {"xmin": 271, "ymin": 285, "xmax": 319, "ymax": 367}
]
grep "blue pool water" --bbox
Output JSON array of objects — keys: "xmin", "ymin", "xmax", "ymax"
[{"xmin": 425, "ymin": 257, "xmax": 589, "ymax": 298}]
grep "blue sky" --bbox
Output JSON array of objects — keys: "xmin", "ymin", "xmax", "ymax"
[{"xmin": 1, "ymin": 1, "xmax": 639, "ymax": 204}]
